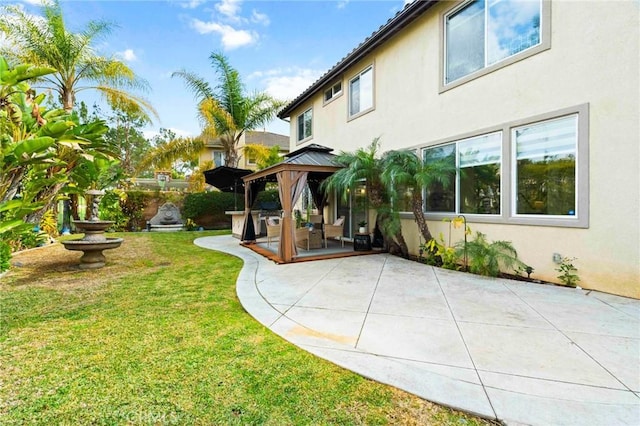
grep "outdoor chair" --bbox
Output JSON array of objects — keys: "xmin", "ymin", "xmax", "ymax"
[
  {"xmin": 323, "ymin": 216, "xmax": 345, "ymax": 248},
  {"xmin": 266, "ymin": 217, "xmax": 281, "ymax": 246}
]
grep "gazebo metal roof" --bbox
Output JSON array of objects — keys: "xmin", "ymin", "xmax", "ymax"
[{"xmin": 242, "ymin": 144, "xmax": 342, "ymax": 183}]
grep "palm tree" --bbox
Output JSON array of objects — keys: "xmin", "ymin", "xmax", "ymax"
[
  {"xmin": 381, "ymin": 149, "xmax": 456, "ymax": 243},
  {"xmin": 323, "ymin": 138, "xmax": 409, "ymax": 256},
  {"xmin": 173, "ymin": 52, "xmax": 285, "ymax": 167},
  {"xmin": 0, "ymin": 0, "xmax": 156, "ymax": 120},
  {"xmin": 136, "ymin": 137, "xmax": 205, "ymax": 173}
]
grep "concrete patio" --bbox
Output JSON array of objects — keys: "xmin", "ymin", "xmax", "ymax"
[{"xmin": 195, "ymin": 235, "xmax": 640, "ymax": 425}]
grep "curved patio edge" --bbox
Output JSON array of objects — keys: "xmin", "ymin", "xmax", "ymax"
[{"xmin": 195, "ymin": 235, "xmax": 640, "ymax": 426}]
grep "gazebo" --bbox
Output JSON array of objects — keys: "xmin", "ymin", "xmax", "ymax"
[{"xmin": 240, "ymin": 144, "xmax": 343, "ymax": 263}]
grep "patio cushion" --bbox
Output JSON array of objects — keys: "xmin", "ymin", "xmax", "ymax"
[
  {"xmin": 333, "ymin": 217, "xmax": 344, "ymax": 226},
  {"xmin": 266, "ymin": 217, "xmax": 278, "ymax": 226}
]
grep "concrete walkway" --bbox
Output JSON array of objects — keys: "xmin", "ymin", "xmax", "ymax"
[{"xmin": 195, "ymin": 235, "xmax": 640, "ymax": 425}]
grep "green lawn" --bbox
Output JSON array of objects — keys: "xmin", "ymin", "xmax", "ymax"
[{"xmin": 0, "ymin": 231, "xmax": 491, "ymax": 425}]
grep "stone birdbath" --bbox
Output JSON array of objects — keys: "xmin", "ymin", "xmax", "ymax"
[{"xmin": 62, "ymin": 189, "xmax": 123, "ymax": 270}]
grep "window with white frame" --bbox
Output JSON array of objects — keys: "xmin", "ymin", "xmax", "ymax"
[
  {"xmin": 513, "ymin": 114, "xmax": 577, "ymax": 217},
  {"xmin": 349, "ymin": 66, "xmax": 373, "ymax": 117},
  {"xmin": 212, "ymin": 151, "xmax": 225, "ymax": 167},
  {"xmin": 424, "ymin": 132, "xmax": 502, "ymax": 215},
  {"xmin": 445, "ymin": 0, "xmax": 542, "ymax": 84},
  {"xmin": 297, "ymin": 108, "xmax": 312, "ymax": 142},
  {"xmin": 324, "ymin": 81, "xmax": 342, "ymax": 103}
]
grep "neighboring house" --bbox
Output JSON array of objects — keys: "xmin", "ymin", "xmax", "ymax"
[
  {"xmin": 278, "ymin": 0, "xmax": 639, "ymax": 298},
  {"xmin": 198, "ymin": 130, "xmax": 289, "ymax": 170}
]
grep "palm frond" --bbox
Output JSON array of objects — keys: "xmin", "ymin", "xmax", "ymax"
[
  {"xmin": 172, "ymin": 69, "xmax": 214, "ymax": 100},
  {"xmin": 137, "ymin": 137, "xmax": 204, "ymax": 172}
]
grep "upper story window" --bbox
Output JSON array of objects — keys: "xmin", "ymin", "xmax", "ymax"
[
  {"xmin": 324, "ymin": 81, "xmax": 342, "ymax": 104},
  {"xmin": 349, "ymin": 65, "xmax": 374, "ymax": 118},
  {"xmin": 445, "ymin": 0, "xmax": 542, "ymax": 84},
  {"xmin": 297, "ymin": 108, "xmax": 313, "ymax": 142},
  {"xmin": 212, "ymin": 151, "xmax": 225, "ymax": 167}
]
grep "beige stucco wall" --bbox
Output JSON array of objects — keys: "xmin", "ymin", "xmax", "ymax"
[{"xmin": 288, "ymin": 1, "xmax": 640, "ymax": 298}]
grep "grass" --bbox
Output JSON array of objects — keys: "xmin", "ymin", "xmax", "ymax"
[{"xmin": 0, "ymin": 231, "xmax": 493, "ymax": 425}]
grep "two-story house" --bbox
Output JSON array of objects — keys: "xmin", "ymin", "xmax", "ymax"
[
  {"xmin": 198, "ymin": 130, "xmax": 289, "ymax": 170},
  {"xmin": 277, "ymin": 0, "xmax": 639, "ymax": 298}
]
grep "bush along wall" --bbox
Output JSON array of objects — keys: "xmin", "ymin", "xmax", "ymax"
[
  {"xmin": 97, "ymin": 189, "xmax": 282, "ymax": 231},
  {"xmin": 182, "ymin": 192, "xmax": 240, "ymax": 229},
  {"xmin": 182, "ymin": 189, "xmax": 281, "ymax": 230}
]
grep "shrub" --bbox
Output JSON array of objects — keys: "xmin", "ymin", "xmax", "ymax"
[
  {"xmin": 422, "ymin": 234, "xmax": 460, "ymax": 270},
  {"xmin": 99, "ymin": 190, "xmax": 129, "ymax": 231},
  {"xmin": 0, "ymin": 241, "xmax": 10, "ymax": 272},
  {"xmin": 120, "ymin": 191, "xmax": 146, "ymax": 231},
  {"xmin": 459, "ymin": 231, "xmax": 525, "ymax": 277},
  {"xmin": 40, "ymin": 210, "xmax": 58, "ymax": 238},
  {"xmin": 183, "ymin": 192, "xmax": 239, "ymax": 229}
]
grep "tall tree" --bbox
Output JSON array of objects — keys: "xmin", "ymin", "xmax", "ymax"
[
  {"xmin": 323, "ymin": 138, "xmax": 409, "ymax": 256},
  {"xmin": 381, "ymin": 149, "xmax": 455, "ymax": 243},
  {"xmin": 0, "ymin": 0, "xmax": 156, "ymax": 120},
  {"xmin": 173, "ymin": 52, "xmax": 285, "ymax": 167}
]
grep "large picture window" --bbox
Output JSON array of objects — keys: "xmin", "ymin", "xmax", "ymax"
[
  {"xmin": 445, "ymin": 0, "xmax": 542, "ymax": 84},
  {"xmin": 297, "ymin": 108, "xmax": 312, "ymax": 142},
  {"xmin": 349, "ymin": 66, "xmax": 373, "ymax": 117},
  {"xmin": 420, "ymin": 105, "xmax": 587, "ymax": 228},
  {"xmin": 424, "ymin": 132, "xmax": 502, "ymax": 215},
  {"xmin": 513, "ymin": 115, "xmax": 577, "ymax": 216}
]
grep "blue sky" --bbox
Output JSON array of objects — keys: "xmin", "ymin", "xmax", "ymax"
[{"xmin": 8, "ymin": 0, "xmax": 411, "ymax": 139}]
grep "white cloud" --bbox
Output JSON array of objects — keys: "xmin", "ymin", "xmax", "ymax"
[
  {"xmin": 179, "ymin": 0, "xmax": 205, "ymax": 9},
  {"xmin": 216, "ymin": 0, "xmax": 242, "ymax": 20},
  {"xmin": 337, "ymin": 0, "xmax": 349, "ymax": 10},
  {"xmin": 253, "ymin": 67, "xmax": 324, "ymax": 101},
  {"xmin": 251, "ymin": 10, "xmax": 270, "ymax": 26},
  {"xmin": 190, "ymin": 18, "xmax": 257, "ymax": 50},
  {"xmin": 117, "ymin": 48, "xmax": 137, "ymax": 62}
]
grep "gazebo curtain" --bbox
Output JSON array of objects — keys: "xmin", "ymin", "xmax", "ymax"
[
  {"xmin": 277, "ymin": 171, "xmax": 308, "ymax": 260},
  {"xmin": 307, "ymin": 179, "xmax": 327, "ymax": 223},
  {"xmin": 241, "ymin": 180, "xmax": 265, "ymax": 242}
]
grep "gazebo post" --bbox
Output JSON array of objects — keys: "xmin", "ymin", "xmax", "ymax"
[{"xmin": 279, "ymin": 171, "xmax": 293, "ymax": 262}]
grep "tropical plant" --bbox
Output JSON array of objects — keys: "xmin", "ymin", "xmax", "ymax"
[
  {"xmin": 243, "ymin": 144, "xmax": 282, "ymax": 170},
  {"xmin": 39, "ymin": 209, "xmax": 58, "ymax": 238},
  {"xmin": 323, "ymin": 138, "xmax": 408, "ymax": 256},
  {"xmin": 137, "ymin": 136, "xmax": 204, "ymax": 173},
  {"xmin": 381, "ymin": 149, "xmax": 456, "ymax": 243},
  {"xmin": 556, "ymin": 257, "xmax": 580, "ymax": 287},
  {"xmin": 173, "ymin": 52, "xmax": 285, "ymax": 167},
  {"xmin": 0, "ymin": 240, "xmax": 10, "ymax": 273},
  {"xmin": 423, "ymin": 234, "xmax": 460, "ymax": 270},
  {"xmin": 0, "ymin": 0, "xmax": 156, "ymax": 120},
  {"xmin": 99, "ymin": 189, "xmax": 129, "ymax": 231},
  {"xmin": 1, "ymin": 56, "xmax": 60, "ymax": 240},
  {"xmin": 459, "ymin": 231, "xmax": 526, "ymax": 277}
]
